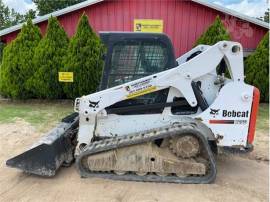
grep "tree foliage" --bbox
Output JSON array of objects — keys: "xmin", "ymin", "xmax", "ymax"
[
  {"xmin": 62, "ymin": 14, "xmax": 104, "ymax": 98},
  {"xmin": 24, "ymin": 9, "xmax": 37, "ymax": 20},
  {"xmin": 195, "ymin": 16, "xmax": 230, "ymax": 46},
  {"xmin": 26, "ymin": 17, "xmax": 69, "ymax": 99},
  {"xmin": 0, "ymin": 19, "xmax": 41, "ymax": 98},
  {"xmin": 0, "ymin": 0, "xmax": 25, "ymax": 31},
  {"xmin": 258, "ymin": 8, "xmax": 269, "ymax": 23},
  {"xmin": 33, "ymin": 0, "xmax": 86, "ymax": 16},
  {"xmin": 0, "ymin": 41, "xmax": 4, "ymax": 62},
  {"xmin": 245, "ymin": 33, "xmax": 269, "ymax": 102}
]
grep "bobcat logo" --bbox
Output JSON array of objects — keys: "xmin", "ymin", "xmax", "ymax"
[
  {"xmin": 125, "ymin": 86, "xmax": 130, "ymax": 91},
  {"xmin": 89, "ymin": 100, "xmax": 100, "ymax": 108},
  {"xmin": 210, "ymin": 108, "xmax": 220, "ymax": 116}
]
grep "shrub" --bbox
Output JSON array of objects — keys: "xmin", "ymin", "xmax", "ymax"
[
  {"xmin": 0, "ymin": 42, "xmax": 4, "ymax": 62},
  {"xmin": 62, "ymin": 14, "xmax": 104, "ymax": 99},
  {"xmin": 0, "ymin": 19, "xmax": 41, "ymax": 98},
  {"xmin": 245, "ymin": 33, "xmax": 269, "ymax": 102},
  {"xmin": 27, "ymin": 16, "xmax": 69, "ymax": 99},
  {"xmin": 195, "ymin": 16, "xmax": 230, "ymax": 46}
]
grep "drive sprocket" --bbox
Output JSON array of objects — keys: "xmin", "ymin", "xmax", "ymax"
[{"xmin": 169, "ymin": 135, "xmax": 200, "ymax": 158}]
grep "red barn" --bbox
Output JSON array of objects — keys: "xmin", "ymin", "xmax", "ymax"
[{"xmin": 0, "ymin": 0, "xmax": 268, "ymax": 57}]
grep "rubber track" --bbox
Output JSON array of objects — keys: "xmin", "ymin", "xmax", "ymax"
[{"xmin": 76, "ymin": 122, "xmax": 217, "ymax": 184}]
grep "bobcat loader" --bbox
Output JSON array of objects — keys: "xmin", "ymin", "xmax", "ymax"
[{"xmin": 6, "ymin": 32, "xmax": 260, "ymax": 184}]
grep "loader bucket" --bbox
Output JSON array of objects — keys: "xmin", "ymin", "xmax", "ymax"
[{"xmin": 6, "ymin": 113, "xmax": 79, "ymax": 177}]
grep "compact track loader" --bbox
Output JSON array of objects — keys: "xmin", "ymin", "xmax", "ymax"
[{"xmin": 6, "ymin": 32, "xmax": 260, "ymax": 183}]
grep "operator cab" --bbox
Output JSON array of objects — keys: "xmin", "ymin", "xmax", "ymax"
[{"xmin": 99, "ymin": 32, "xmax": 177, "ymax": 89}]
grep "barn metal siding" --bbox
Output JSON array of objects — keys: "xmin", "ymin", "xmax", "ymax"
[{"xmin": 1, "ymin": 0, "xmax": 267, "ymax": 57}]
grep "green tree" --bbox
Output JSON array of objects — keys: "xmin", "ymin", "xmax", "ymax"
[
  {"xmin": 0, "ymin": 41, "xmax": 4, "ymax": 62},
  {"xmin": 195, "ymin": 16, "xmax": 230, "ymax": 46},
  {"xmin": 24, "ymin": 9, "xmax": 36, "ymax": 20},
  {"xmin": 33, "ymin": 0, "xmax": 86, "ymax": 16},
  {"xmin": 0, "ymin": 0, "xmax": 8, "ymax": 30},
  {"xmin": 245, "ymin": 33, "xmax": 269, "ymax": 102},
  {"xmin": 26, "ymin": 16, "xmax": 69, "ymax": 99},
  {"xmin": 0, "ymin": 19, "xmax": 41, "ymax": 98},
  {"xmin": 62, "ymin": 14, "xmax": 104, "ymax": 98},
  {"xmin": 0, "ymin": 0, "xmax": 24, "ymax": 30},
  {"xmin": 258, "ymin": 8, "xmax": 269, "ymax": 23}
]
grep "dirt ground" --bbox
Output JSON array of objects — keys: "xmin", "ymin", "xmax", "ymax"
[{"xmin": 0, "ymin": 120, "xmax": 268, "ymax": 202}]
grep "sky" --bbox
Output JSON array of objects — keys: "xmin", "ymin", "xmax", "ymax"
[
  {"xmin": 2, "ymin": 0, "xmax": 269, "ymax": 18},
  {"xmin": 209, "ymin": 0, "xmax": 269, "ymax": 18},
  {"xmin": 3, "ymin": 0, "xmax": 36, "ymax": 14}
]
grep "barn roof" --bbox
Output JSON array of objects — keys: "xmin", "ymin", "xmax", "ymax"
[
  {"xmin": 0, "ymin": 0, "xmax": 268, "ymax": 38},
  {"xmin": 193, "ymin": 0, "xmax": 269, "ymax": 28}
]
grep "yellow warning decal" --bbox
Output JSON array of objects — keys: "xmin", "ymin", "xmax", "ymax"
[
  {"xmin": 126, "ymin": 86, "xmax": 157, "ymax": 99},
  {"xmin": 134, "ymin": 19, "xmax": 163, "ymax": 33},
  {"xmin": 58, "ymin": 72, "xmax": 73, "ymax": 82}
]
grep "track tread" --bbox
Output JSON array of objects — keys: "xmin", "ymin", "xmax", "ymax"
[{"xmin": 76, "ymin": 121, "xmax": 216, "ymax": 184}]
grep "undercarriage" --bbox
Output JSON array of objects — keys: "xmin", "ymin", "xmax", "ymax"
[{"xmin": 76, "ymin": 121, "xmax": 216, "ymax": 183}]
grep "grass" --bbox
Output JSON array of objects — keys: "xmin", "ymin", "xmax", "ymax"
[
  {"xmin": 256, "ymin": 103, "xmax": 269, "ymax": 133},
  {"xmin": 0, "ymin": 101, "xmax": 73, "ymax": 132},
  {"xmin": 0, "ymin": 101, "xmax": 268, "ymax": 133}
]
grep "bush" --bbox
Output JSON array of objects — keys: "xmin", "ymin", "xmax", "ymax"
[
  {"xmin": 26, "ymin": 16, "xmax": 69, "ymax": 99},
  {"xmin": 0, "ymin": 42, "xmax": 4, "ymax": 62},
  {"xmin": 0, "ymin": 42, "xmax": 4, "ymax": 96},
  {"xmin": 62, "ymin": 14, "xmax": 104, "ymax": 99},
  {"xmin": 245, "ymin": 33, "xmax": 269, "ymax": 102},
  {"xmin": 0, "ymin": 19, "xmax": 41, "ymax": 98},
  {"xmin": 195, "ymin": 16, "xmax": 230, "ymax": 46}
]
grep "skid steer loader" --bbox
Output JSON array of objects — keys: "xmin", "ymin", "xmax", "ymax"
[{"xmin": 6, "ymin": 32, "xmax": 260, "ymax": 184}]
